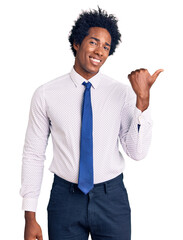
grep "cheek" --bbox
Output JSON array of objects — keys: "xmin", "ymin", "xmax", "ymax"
[
  {"xmin": 103, "ymin": 54, "xmax": 109, "ymax": 63},
  {"xmin": 77, "ymin": 51, "xmax": 86, "ymax": 64},
  {"xmin": 79, "ymin": 46, "xmax": 90, "ymax": 58}
]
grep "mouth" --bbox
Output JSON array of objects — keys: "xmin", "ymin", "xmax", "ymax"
[{"xmin": 89, "ymin": 56, "xmax": 102, "ymax": 65}]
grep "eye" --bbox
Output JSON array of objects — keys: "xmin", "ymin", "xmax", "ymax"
[
  {"xmin": 104, "ymin": 46, "xmax": 110, "ymax": 51},
  {"xmin": 90, "ymin": 41, "xmax": 97, "ymax": 45}
]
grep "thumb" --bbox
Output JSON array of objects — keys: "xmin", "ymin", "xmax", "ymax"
[{"xmin": 151, "ymin": 69, "xmax": 164, "ymax": 83}]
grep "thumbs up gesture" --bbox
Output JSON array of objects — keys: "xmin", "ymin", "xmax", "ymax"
[{"xmin": 128, "ymin": 68, "xmax": 164, "ymax": 111}]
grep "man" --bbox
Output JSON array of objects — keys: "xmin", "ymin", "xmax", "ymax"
[{"xmin": 20, "ymin": 7, "xmax": 163, "ymax": 240}]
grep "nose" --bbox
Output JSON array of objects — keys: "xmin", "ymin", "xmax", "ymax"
[{"xmin": 94, "ymin": 45, "xmax": 103, "ymax": 56}]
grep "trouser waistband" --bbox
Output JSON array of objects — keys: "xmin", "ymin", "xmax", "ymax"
[{"xmin": 53, "ymin": 173, "xmax": 124, "ymax": 194}]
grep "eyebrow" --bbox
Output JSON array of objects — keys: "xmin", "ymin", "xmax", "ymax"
[{"xmin": 90, "ymin": 37, "xmax": 111, "ymax": 47}]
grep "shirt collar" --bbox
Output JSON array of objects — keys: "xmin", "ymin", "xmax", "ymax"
[{"xmin": 69, "ymin": 66, "xmax": 101, "ymax": 89}]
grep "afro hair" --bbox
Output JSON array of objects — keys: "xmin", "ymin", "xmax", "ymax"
[{"xmin": 68, "ymin": 6, "xmax": 122, "ymax": 57}]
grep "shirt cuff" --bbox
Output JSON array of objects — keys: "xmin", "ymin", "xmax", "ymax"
[
  {"xmin": 22, "ymin": 198, "xmax": 38, "ymax": 212},
  {"xmin": 134, "ymin": 106, "xmax": 153, "ymax": 125}
]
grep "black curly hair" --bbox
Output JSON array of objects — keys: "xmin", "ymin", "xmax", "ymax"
[{"xmin": 68, "ymin": 7, "xmax": 122, "ymax": 57}]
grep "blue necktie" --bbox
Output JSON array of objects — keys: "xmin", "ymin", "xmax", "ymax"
[{"xmin": 78, "ymin": 81, "xmax": 94, "ymax": 194}]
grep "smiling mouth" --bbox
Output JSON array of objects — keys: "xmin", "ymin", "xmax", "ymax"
[{"xmin": 89, "ymin": 57, "xmax": 101, "ymax": 64}]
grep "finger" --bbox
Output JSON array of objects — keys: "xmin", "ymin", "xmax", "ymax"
[
  {"xmin": 37, "ymin": 234, "xmax": 43, "ymax": 240},
  {"xmin": 37, "ymin": 236, "xmax": 43, "ymax": 240},
  {"xmin": 139, "ymin": 68, "xmax": 147, "ymax": 71},
  {"xmin": 151, "ymin": 69, "xmax": 164, "ymax": 83},
  {"xmin": 128, "ymin": 73, "xmax": 133, "ymax": 79},
  {"xmin": 128, "ymin": 74, "xmax": 135, "ymax": 80}
]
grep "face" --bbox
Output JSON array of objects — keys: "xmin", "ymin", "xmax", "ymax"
[{"xmin": 73, "ymin": 27, "xmax": 111, "ymax": 80}]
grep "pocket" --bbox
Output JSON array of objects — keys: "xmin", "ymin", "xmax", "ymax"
[
  {"xmin": 47, "ymin": 182, "xmax": 68, "ymax": 211},
  {"xmin": 119, "ymin": 182, "xmax": 131, "ymax": 209}
]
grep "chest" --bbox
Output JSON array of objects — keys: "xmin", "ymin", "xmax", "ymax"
[{"xmin": 46, "ymin": 87, "xmax": 123, "ymax": 132}]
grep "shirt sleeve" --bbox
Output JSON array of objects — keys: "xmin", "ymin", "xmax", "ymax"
[
  {"xmin": 118, "ymin": 85, "xmax": 153, "ymax": 160},
  {"xmin": 19, "ymin": 85, "xmax": 50, "ymax": 212}
]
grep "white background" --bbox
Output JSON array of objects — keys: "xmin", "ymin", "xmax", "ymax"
[{"xmin": 1, "ymin": 0, "xmax": 183, "ymax": 239}]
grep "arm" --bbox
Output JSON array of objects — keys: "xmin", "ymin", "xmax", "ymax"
[
  {"xmin": 20, "ymin": 85, "xmax": 50, "ymax": 239},
  {"xmin": 24, "ymin": 211, "xmax": 42, "ymax": 240},
  {"xmin": 119, "ymin": 86, "xmax": 153, "ymax": 160},
  {"xmin": 119, "ymin": 68, "xmax": 163, "ymax": 160}
]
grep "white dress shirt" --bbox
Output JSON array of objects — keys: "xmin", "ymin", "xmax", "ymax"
[{"xmin": 20, "ymin": 67, "xmax": 153, "ymax": 212}]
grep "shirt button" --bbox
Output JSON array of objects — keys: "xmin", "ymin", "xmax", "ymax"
[{"xmin": 138, "ymin": 116, "xmax": 142, "ymax": 122}]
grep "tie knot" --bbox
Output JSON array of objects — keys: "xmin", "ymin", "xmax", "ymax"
[{"xmin": 82, "ymin": 81, "xmax": 92, "ymax": 90}]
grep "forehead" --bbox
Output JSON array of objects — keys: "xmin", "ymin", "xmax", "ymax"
[{"xmin": 87, "ymin": 27, "xmax": 111, "ymax": 43}]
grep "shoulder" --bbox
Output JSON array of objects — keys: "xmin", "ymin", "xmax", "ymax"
[
  {"xmin": 32, "ymin": 72, "xmax": 70, "ymax": 96},
  {"xmin": 42, "ymin": 73, "xmax": 70, "ymax": 90}
]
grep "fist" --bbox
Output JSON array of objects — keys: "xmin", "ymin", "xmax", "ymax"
[{"xmin": 128, "ymin": 68, "xmax": 163, "ymax": 98}]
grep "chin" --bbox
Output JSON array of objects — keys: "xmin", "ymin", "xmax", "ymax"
[{"xmin": 87, "ymin": 66, "xmax": 100, "ymax": 74}]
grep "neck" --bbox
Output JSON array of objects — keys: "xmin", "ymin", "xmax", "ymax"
[{"xmin": 73, "ymin": 65, "xmax": 98, "ymax": 80}]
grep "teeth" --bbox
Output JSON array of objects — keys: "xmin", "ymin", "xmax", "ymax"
[{"xmin": 90, "ymin": 57, "xmax": 100, "ymax": 63}]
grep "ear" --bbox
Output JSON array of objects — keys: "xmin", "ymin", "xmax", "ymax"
[{"xmin": 73, "ymin": 41, "xmax": 80, "ymax": 51}]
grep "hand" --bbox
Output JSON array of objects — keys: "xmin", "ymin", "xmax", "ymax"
[
  {"xmin": 24, "ymin": 219, "xmax": 43, "ymax": 240},
  {"xmin": 128, "ymin": 68, "xmax": 164, "ymax": 111}
]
